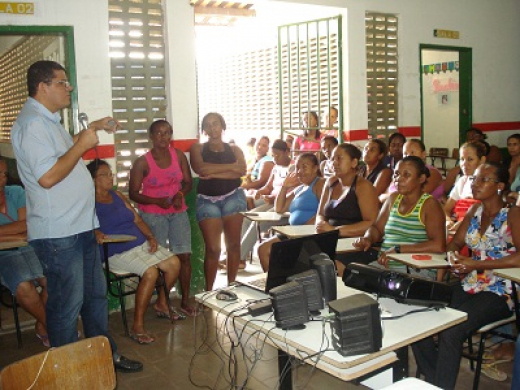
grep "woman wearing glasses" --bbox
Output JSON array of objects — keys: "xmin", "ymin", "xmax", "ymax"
[
  {"xmin": 88, "ymin": 159, "xmax": 182, "ymax": 344},
  {"xmin": 412, "ymin": 162, "xmax": 520, "ymax": 390}
]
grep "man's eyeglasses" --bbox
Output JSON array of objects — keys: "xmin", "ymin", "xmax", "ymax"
[
  {"xmin": 51, "ymin": 80, "xmax": 72, "ymax": 88},
  {"xmin": 469, "ymin": 176, "xmax": 499, "ymax": 184}
]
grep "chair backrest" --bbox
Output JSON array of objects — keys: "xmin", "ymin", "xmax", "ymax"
[
  {"xmin": 0, "ymin": 336, "xmax": 116, "ymax": 390},
  {"xmin": 429, "ymin": 147, "xmax": 449, "ymax": 157}
]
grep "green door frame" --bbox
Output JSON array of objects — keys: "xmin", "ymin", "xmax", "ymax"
[
  {"xmin": 419, "ymin": 44, "xmax": 472, "ymax": 145},
  {"xmin": 0, "ymin": 25, "xmax": 77, "ymax": 134}
]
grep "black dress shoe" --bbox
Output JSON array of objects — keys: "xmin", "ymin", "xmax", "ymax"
[{"xmin": 114, "ymin": 355, "xmax": 143, "ymax": 373}]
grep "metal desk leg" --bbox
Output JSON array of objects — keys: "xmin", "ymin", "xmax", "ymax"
[
  {"xmin": 278, "ymin": 350, "xmax": 292, "ymax": 390},
  {"xmin": 393, "ymin": 346, "xmax": 408, "ymax": 381}
]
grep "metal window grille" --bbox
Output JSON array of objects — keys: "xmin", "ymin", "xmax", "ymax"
[
  {"xmin": 108, "ymin": 0, "xmax": 166, "ymax": 192},
  {"xmin": 278, "ymin": 16, "xmax": 342, "ymax": 140},
  {"xmin": 365, "ymin": 12, "xmax": 398, "ymax": 140},
  {"xmin": 0, "ymin": 36, "xmax": 57, "ymax": 141},
  {"xmin": 197, "ymin": 44, "xmax": 280, "ymax": 144}
]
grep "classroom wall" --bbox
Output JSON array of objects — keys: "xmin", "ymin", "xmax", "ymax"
[
  {"xmin": 278, "ymin": 0, "xmax": 520, "ymax": 145},
  {"xmin": 0, "ymin": 0, "xmax": 198, "ymax": 152},
  {"xmin": 1, "ymin": 0, "xmax": 519, "ymax": 154}
]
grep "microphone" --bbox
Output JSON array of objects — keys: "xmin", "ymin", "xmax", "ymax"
[{"xmin": 78, "ymin": 112, "xmax": 89, "ymax": 130}]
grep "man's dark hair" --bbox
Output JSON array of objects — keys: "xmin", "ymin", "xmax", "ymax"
[{"xmin": 27, "ymin": 60, "xmax": 66, "ymax": 97}]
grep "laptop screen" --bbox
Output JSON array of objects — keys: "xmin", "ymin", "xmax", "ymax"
[{"xmin": 265, "ymin": 230, "xmax": 339, "ymax": 292}]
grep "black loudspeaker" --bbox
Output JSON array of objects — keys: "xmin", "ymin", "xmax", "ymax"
[
  {"xmin": 328, "ymin": 294, "xmax": 382, "ymax": 356},
  {"xmin": 287, "ymin": 269, "xmax": 324, "ymax": 313},
  {"xmin": 310, "ymin": 253, "xmax": 337, "ymax": 304},
  {"xmin": 270, "ymin": 281, "xmax": 309, "ymax": 330}
]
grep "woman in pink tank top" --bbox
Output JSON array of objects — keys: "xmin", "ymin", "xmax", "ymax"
[{"xmin": 129, "ymin": 120, "xmax": 198, "ymax": 317}]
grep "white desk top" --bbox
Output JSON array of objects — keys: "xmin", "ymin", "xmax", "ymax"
[
  {"xmin": 272, "ymin": 224, "xmax": 316, "ymax": 238},
  {"xmin": 196, "ymin": 282, "xmax": 466, "ymax": 381},
  {"xmin": 270, "ymin": 225, "xmax": 358, "ymax": 254},
  {"xmin": 494, "ymin": 268, "xmax": 520, "ymax": 284},
  {"xmin": 381, "ymin": 377, "xmax": 442, "ymax": 389},
  {"xmin": 387, "ymin": 253, "xmax": 450, "ymax": 269},
  {"xmin": 336, "ymin": 237, "xmax": 359, "ymax": 254},
  {"xmin": 241, "ymin": 211, "xmax": 290, "ymax": 222},
  {"xmin": 0, "ymin": 241, "xmax": 28, "ymax": 250}
]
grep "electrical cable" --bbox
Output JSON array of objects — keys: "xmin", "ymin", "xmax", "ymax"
[
  {"xmin": 381, "ymin": 307, "xmax": 435, "ymax": 320},
  {"xmin": 27, "ymin": 347, "xmax": 55, "ymax": 390}
]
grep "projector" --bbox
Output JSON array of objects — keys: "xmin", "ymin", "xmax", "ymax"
[{"xmin": 343, "ymin": 263, "xmax": 452, "ymax": 309}]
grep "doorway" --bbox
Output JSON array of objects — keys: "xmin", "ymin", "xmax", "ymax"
[
  {"xmin": 419, "ymin": 44, "xmax": 472, "ymax": 154},
  {"xmin": 0, "ymin": 26, "xmax": 77, "ymax": 146}
]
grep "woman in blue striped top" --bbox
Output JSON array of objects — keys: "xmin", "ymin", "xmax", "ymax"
[{"xmin": 352, "ymin": 156, "xmax": 446, "ymax": 280}]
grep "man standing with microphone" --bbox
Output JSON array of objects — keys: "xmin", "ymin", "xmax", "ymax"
[{"xmin": 11, "ymin": 60, "xmax": 142, "ymax": 372}]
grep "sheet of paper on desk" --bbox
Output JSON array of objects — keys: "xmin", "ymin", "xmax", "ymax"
[{"xmin": 378, "ymin": 297, "xmax": 436, "ymax": 317}]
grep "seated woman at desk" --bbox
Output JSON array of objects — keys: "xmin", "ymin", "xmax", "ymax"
[
  {"xmin": 316, "ymin": 143, "xmax": 378, "ymax": 258},
  {"xmin": 88, "ymin": 160, "xmax": 182, "ymax": 344},
  {"xmin": 232, "ymin": 140, "xmax": 293, "ymax": 270},
  {"xmin": 412, "ymin": 162, "xmax": 520, "ymax": 390},
  {"xmin": 352, "ymin": 156, "xmax": 446, "ymax": 280},
  {"xmin": 257, "ymin": 153, "xmax": 325, "ymax": 271},
  {"xmin": 383, "ymin": 132, "xmax": 406, "ymax": 170},
  {"xmin": 444, "ymin": 142, "xmax": 486, "ymax": 233},
  {"xmin": 442, "ymin": 141, "xmax": 489, "ymax": 196},
  {"xmin": 0, "ymin": 158, "xmax": 48, "ymax": 346},
  {"xmin": 241, "ymin": 136, "xmax": 274, "ymax": 205},
  {"xmin": 466, "ymin": 127, "xmax": 502, "ymax": 164},
  {"xmin": 359, "ymin": 139, "xmax": 393, "ymax": 199},
  {"xmin": 319, "ymin": 135, "xmax": 338, "ymax": 179},
  {"xmin": 292, "ymin": 111, "xmax": 321, "ymax": 156},
  {"xmin": 402, "ymin": 139, "xmax": 444, "ymax": 201}
]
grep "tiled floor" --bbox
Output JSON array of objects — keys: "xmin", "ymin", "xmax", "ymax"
[{"xmin": 0, "ymin": 261, "xmax": 515, "ymax": 389}]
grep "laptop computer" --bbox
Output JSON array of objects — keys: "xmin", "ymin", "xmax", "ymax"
[{"xmin": 238, "ymin": 230, "xmax": 339, "ymax": 293}]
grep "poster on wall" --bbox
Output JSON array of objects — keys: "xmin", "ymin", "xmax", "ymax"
[{"xmin": 438, "ymin": 92, "xmax": 451, "ymax": 106}]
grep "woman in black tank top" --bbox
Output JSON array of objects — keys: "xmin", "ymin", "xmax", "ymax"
[
  {"xmin": 360, "ymin": 139, "xmax": 392, "ymax": 198},
  {"xmin": 190, "ymin": 113, "xmax": 247, "ymax": 291},
  {"xmin": 316, "ymin": 143, "xmax": 379, "ymax": 238}
]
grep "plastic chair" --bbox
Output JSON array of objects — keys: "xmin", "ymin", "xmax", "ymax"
[
  {"xmin": 102, "ymin": 241, "xmax": 173, "ymax": 335},
  {"xmin": 0, "ymin": 336, "xmax": 116, "ymax": 389},
  {"xmin": 462, "ymin": 314, "xmax": 516, "ymax": 390},
  {"xmin": 0, "ymin": 283, "xmax": 23, "ymax": 348}
]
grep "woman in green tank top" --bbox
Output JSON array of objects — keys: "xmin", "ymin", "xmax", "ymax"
[{"xmin": 352, "ymin": 156, "xmax": 446, "ymax": 281}]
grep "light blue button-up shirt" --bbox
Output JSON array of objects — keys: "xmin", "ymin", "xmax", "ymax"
[{"xmin": 11, "ymin": 98, "xmax": 99, "ymax": 240}]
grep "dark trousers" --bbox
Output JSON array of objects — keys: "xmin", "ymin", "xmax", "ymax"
[
  {"xmin": 412, "ymin": 284, "xmax": 511, "ymax": 390},
  {"xmin": 31, "ymin": 231, "xmax": 116, "ymax": 353}
]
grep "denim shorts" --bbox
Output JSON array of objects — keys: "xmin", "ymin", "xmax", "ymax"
[
  {"xmin": 140, "ymin": 211, "xmax": 192, "ymax": 255},
  {"xmin": 0, "ymin": 246, "xmax": 44, "ymax": 293},
  {"xmin": 196, "ymin": 188, "xmax": 247, "ymax": 222}
]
